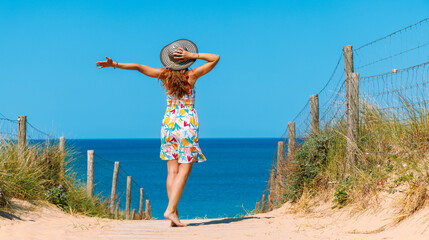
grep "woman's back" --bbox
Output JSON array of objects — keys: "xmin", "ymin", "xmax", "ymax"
[{"xmin": 166, "ymin": 89, "xmax": 196, "ymax": 109}]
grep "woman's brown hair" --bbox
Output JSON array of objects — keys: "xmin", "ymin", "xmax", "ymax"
[{"xmin": 158, "ymin": 68, "xmax": 192, "ymax": 98}]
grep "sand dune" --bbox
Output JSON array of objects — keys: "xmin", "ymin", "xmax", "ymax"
[{"xmin": 1, "ymin": 192, "xmax": 429, "ymax": 240}]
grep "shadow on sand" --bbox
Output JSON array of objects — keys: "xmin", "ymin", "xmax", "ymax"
[
  {"xmin": 0, "ymin": 200, "xmax": 38, "ymax": 221},
  {"xmin": 0, "ymin": 210, "xmax": 22, "ymax": 220},
  {"xmin": 186, "ymin": 216, "xmax": 273, "ymax": 226}
]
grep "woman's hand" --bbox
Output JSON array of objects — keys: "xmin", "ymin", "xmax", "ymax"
[
  {"xmin": 94, "ymin": 58, "xmax": 163, "ymax": 78},
  {"xmin": 95, "ymin": 56, "xmax": 115, "ymax": 69},
  {"xmin": 173, "ymin": 48, "xmax": 196, "ymax": 62}
]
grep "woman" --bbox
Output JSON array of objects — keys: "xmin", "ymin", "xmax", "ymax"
[{"xmin": 95, "ymin": 39, "xmax": 219, "ymax": 227}]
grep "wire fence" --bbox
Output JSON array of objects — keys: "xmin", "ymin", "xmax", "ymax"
[
  {"xmin": 360, "ymin": 61, "xmax": 429, "ymax": 115},
  {"xmin": 259, "ymin": 17, "xmax": 429, "ymax": 212},
  {"xmin": 355, "ymin": 18, "xmax": 429, "ymax": 153},
  {"xmin": 70, "ymin": 148, "xmax": 151, "ymax": 214},
  {"xmin": 0, "ymin": 118, "xmax": 18, "ymax": 139},
  {"xmin": 354, "ymin": 17, "xmax": 429, "ymax": 77},
  {"xmin": 0, "ymin": 113, "xmax": 151, "ymax": 216}
]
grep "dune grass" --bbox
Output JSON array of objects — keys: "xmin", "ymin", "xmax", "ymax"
[
  {"xmin": 262, "ymin": 99, "xmax": 429, "ymax": 220},
  {"xmin": 0, "ymin": 139, "xmax": 111, "ymax": 218}
]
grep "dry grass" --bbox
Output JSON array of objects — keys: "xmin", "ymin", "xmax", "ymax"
[
  {"xmin": 397, "ymin": 181, "xmax": 428, "ymax": 223},
  {"xmin": 0, "ymin": 139, "xmax": 111, "ymax": 218},
  {"xmin": 258, "ymin": 99, "xmax": 429, "ymax": 223},
  {"xmin": 289, "ymin": 186, "xmax": 315, "ymax": 214}
]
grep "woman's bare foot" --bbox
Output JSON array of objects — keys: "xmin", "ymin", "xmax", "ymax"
[
  {"xmin": 164, "ymin": 209, "xmax": 186, "ymax": 227},
  {"xmin": 170, "ymin": 210, "xmax": 179, "ymax": 227}
]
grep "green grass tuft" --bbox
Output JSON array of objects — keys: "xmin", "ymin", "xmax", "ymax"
[
  {"xmin": 269, "ymin": 98, "xmax": 429, "ymax": 218},
  {"xmin": 0, "ymin": 139, "xmax": 112, "ymax": 218}
]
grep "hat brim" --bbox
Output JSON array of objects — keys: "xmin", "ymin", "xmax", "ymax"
[{"xmin": 160, "ymin": 39, "xmax": 198, "ymax": 71}]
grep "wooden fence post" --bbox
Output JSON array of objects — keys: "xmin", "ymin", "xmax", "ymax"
[
  {"xmin": 343, "ymin": 45, "xmax": 354, "ymax": 80},
  {"xmin": 145, "ymin": 199, "xmax": 152, "ymax": 219},
  {"xmin": 275, "ymin": 141, "xmax": 285, "ymax": 205},
  {"xmin": 139, "ymin": 188, "xmax": 145, "ymax": 220},
  {"xmin": 343, "ymin": 45, "xmax": 356, "ymax": 171},
  {"xmin": 310, "ymin": 95, "xmax": 319, "ymax": 134},
  {"xmin": 115, "ymin": 202, "xmax": 119, "ymax": 219},
  {"xmin": 110, "ymin": 161, "xmax": 120, "ymax": 214},
  {"xmin": 18, "ymin": 116, "xmax": 27, "ymax": 160},
  {"xmin": 59, "ymin": 136, "xmax": 65, "ymax": 152},
  {"xmin": 344, "ymin": 45, "xmax": 354, "ymax": 124},
  {"xmin": 87, "ymin": 150, "xmax": 94, "ymax": 198},
  {"xmin": 286, "ymin": 122, "xmax": 296, "ymax": 186},
  {"xmin": 132, "ymin": 209, "xmax": 136, "ymax": 220},
  {"xmin": 126, "ymin": 176, "xmax": 132, "ymax": 220},
  {"xmin": 287, "ymin": 122, "xmax": 296, "ymax": 160},
  {"xmin": 59, "ymin": 136, "xmax": 65, "ymax": 177},
  {"xmin": 347, "ymin": 73, "xmax": 360, "ymax": 166},
  {"xmin": 267, "ymin": 167, "xmax": 275, "ymax": 211}
]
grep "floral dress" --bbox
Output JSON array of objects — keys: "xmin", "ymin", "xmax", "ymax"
[{"xmin": 160, "ymin": 89, "xmax": 206, "ymax": 163}]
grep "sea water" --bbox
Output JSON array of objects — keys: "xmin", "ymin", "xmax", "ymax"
[{"xmin": 68, "ymin": 138, "xmax": 277, "ymax": 219}]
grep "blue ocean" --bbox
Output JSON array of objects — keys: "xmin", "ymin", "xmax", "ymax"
[{"xmin": 67, "ymin": 138, "xmax": 277, "ymax": 219}]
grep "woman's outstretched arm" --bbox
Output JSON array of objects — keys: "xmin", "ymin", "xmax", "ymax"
[{"xmin": 95, "ymin": 57, "xmax": 164, "ymax": 78}]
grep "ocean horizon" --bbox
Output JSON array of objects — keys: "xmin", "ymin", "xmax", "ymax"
[{"xmin": 67, "ymin": 138, "xmax": 279, "ymax": 219}]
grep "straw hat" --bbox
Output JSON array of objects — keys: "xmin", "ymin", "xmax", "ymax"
[{"xmin": 160, "ymin": 39, "xmax": 198, "ymax": 70}]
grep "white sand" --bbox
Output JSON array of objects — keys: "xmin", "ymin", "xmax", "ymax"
[{"xmin": 1, "ymin": 192, "xmax": 429, "ymax": 240}]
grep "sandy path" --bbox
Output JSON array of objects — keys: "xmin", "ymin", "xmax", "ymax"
[
  {"xmin": 96, "ymin": 213, "xmax": 309, "ymax": 240},
  {"xmin": 1, "ymin": 195, "xmax": 429, "ymax": 240},
  {"xmin": 0, "ymin": 202, "xmax": 307, "ymax": 240}
]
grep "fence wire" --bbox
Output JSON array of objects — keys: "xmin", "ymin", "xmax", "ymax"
[
  {"xmin": 318, "ymin": 53, "xmax": 347, "ymax": 130},
  {"xmin": 355, "ymin": 18, "xmax": 429, "ymax": 154},
  {"xmin": 354, "ymin": 17, "xmax": 429, "ymax": 78},
  {"xmin": 360, "ymin": 61, "xmax": 429, "ymax": 116},
  {"xmin": 258, "ymin": 17, "xmax": 429, "ymax": 212},
  {"xmin": 0, "ymin": 118, "xmax": 18, "ymax": 139},
  {"xmin": 0, "ymin": 114, "xmax": 54, "ymax": 146},
  {"xmin": 0, "ymin": 112, "xmax": 151, "ymax": 215},
  {"xmin": 66, "ymin": 146, "xmax": 151, "ymax": 214}
]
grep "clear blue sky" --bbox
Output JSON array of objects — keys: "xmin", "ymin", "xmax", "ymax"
[{"xmin": 0, "ymin": 0, "xmax": 428, "ymax": 139}]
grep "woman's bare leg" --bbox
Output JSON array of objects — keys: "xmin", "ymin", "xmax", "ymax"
[
  {"xmin": 164, "ymin": 161, "xmax": 194, "ymax": 227},
  {"xmin": 166, "ymin": 160, "xmax": 179, "ymax": 226}
]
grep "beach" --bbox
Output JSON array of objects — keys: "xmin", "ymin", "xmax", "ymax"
[
  {"xmin": 2, "ymin": 190, "xmax": 429, "ymax": 240},
  {"xmin": 1, "ymin": 2, "xmax": 428, "ymax": 240}
]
